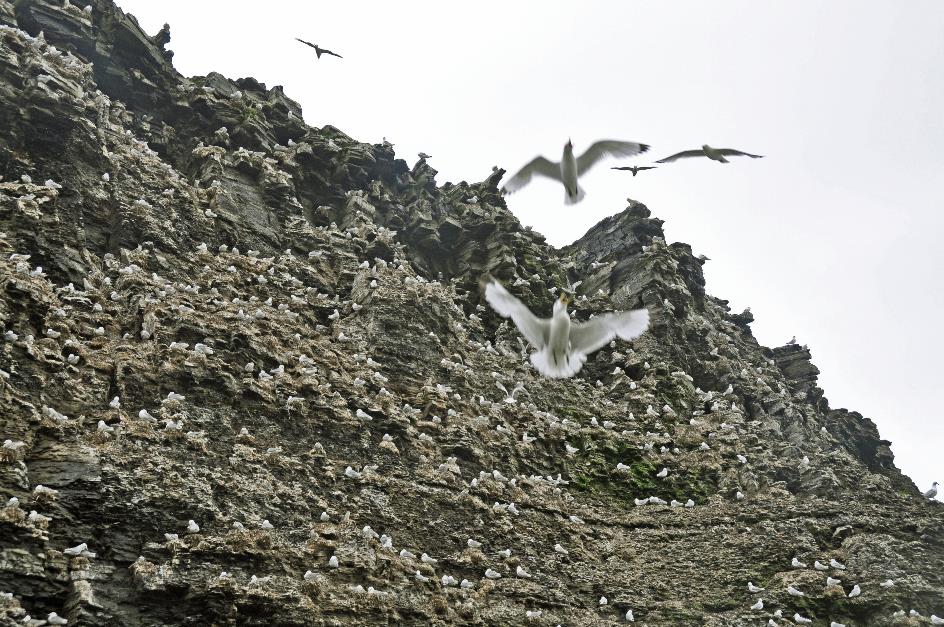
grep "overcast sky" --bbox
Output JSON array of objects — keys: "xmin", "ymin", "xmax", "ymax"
[{"xmin": 117, "ymin": 0, "xmax": 942, "ymax": 496}]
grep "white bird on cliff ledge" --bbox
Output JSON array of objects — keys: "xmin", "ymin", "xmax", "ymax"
[
  {"xmin": 483, "ymin": 277, "xmax": 649, "ymax": 378},
  {"xmin": 502, "ymin": 139, "xmax": 649, "ymax": 205},
  {"xmin": 924, "ymin": 481, "xmax": 939, "ymax": 499}
]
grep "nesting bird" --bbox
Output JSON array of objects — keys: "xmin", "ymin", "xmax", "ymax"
[
  {"xmin": 482, "ymin": 277, "xmax": 649, "ymax": 378},
  {"xmin": 502, "ymin": 138, "xmax": 649, "ymax": 204}
]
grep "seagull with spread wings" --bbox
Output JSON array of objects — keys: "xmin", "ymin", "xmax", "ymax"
[
  {"xmin": 656, "ymin": 145, "xmax": 763, "ymax": 164},
  {"xmin": 502, "ymin": 139, "xmax": 649, "ymax": 205},
  {"xmin": 295, "ymin": 38, "xmax": 343, "ymax": 59},
  {"xmin": 482, "ymin": 277, "xmax": 649, "ymax": 378},
  {"xmin": 611, "ymin": 165, "xmax": 657, "ymax": 176}
]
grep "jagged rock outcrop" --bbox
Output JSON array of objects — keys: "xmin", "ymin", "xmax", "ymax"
[{"xmin": 0, "ymin": 2, "xmax": 941, "ymax": 625}]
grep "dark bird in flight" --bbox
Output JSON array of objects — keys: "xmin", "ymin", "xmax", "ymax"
[
  {"xmin": 611, "ymin": 165, "xmax": 657, "ymax": 176},
  {"xmin": 656, "ymin": 145, "xmax": 763, "ymax": 164},
  {"xmin": 295, "ymin": 38, "xmax": 343, "ymax": 59}
]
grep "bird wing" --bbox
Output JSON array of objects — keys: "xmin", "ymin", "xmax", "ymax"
[
  {"xmin": 636, "ymin": 166, "xmax": 657, "ymax": 171},
  {"xmin": 569, "ymin": 309, "xmax": 650, "ymax": 355},
  {"xmin": 321, "ymin": 47, "xmax": 343, "ymax": 59},
  {"xmin": 484, "ymin": 280, "xmax": 550, "ymax": 349},
  {"xmin": 655, "ymin": 150, "xmax": 705, "ymax": 163},
  {"xmin": 717, "ymin": 148, "xmax": 763, "ymax": 158},
  {"xmin": 576, "ymin": 140, "xmax": 650, "ymax": 173},
  {"xmin": 501, "ymin": 156, "xmax": 560, "ymax": 194},
  {"xmin": 295, "ymin": 38, "xmax": 318, "ymax": 49}
]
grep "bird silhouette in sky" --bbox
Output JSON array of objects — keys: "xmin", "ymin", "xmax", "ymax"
[{"xmin": 295, "ymin": 38, "xmax": 343, "ymax": 59}]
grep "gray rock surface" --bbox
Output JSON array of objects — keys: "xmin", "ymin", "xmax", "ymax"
[{"xmin": 0, "ymin": 1, "xmax": 941, "ymax": 625}]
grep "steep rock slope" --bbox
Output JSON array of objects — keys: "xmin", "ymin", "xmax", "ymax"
[{"xmin": 0, "ymin": 2, "xmax": 941, "ymax": 625}]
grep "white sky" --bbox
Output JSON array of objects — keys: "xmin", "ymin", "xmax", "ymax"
[{"xmin": 117, "ymin": 0, "xmax": 942, "ymax": 497}]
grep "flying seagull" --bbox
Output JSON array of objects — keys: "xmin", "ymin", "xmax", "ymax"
[
  {"xmin": 611, "ymin": 165, "xmax": 657, "ymax": 176},
  {"xmin": 295, "ymin": 38, "xmax": 343, "ymax": 59},
  {"xmin": 656, "ymin": 145, "xmax": 763, "ymax": 164},
  {"xmin": 502, "ymin": 139, "xmax": 649, "ymax": 205},
  {"xmin": 482, "ymin": 277, "xmax": 649, "ymax": 378}
]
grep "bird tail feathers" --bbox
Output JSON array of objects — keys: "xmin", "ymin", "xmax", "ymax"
[
  {"xmin": 564, "ymin": 184, "xmax": 586, "ymax": 205},
  {"xmin": 530, "ymin": 349, "xmax": 586, "ymax": 379}
]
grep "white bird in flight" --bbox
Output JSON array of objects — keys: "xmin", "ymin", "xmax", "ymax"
[
  {"xmin": 502, "ymin": 138, "xmax": 649, "ymax": 204},
  {"xmin": 655, "ymin": 144, "xmax": 763, "ymax": 164},
  {"xmin": 483, "ymin": 278, "xmax": 649, "ymax": 378}
]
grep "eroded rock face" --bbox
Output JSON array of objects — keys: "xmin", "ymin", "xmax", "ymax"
[{"xmin": 0, "ymin": 2, "xmax": 941, "ymax": 625}]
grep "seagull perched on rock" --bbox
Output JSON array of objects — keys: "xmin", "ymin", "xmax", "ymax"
[
  {"xmin": 611, "ymin": 165, "xmax": 657, "ymax": 176},
  {"xmin": 656, "ymin": 145, "xmax": 763, "ymax": 164},
  {"xmin": 924, "ymin": 481, "xmax": 939, "ymax": 499},
  {"xmin": 502, "ymin": 139, "xmax": 649, "ymax": 204},
  {"xmin": 295, "ymin": 38, "xmax": 342, "ymax": 59},
  {"xmin": 482, "ymin": 277, "xmax": 649, "ymax": 378},
  {"xmin": 747, "ymin": 582, "xmax": 764, "ymax": 593}
]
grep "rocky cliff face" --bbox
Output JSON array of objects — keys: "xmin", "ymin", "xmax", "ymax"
[{"xmin": 0, "ymin": 2, "xmax": 941, "ymax": 625}]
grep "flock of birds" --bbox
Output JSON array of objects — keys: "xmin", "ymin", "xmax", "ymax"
[
  {"xmin": 0, "ymin": 22, "xmax": 938, "ymax": 626},
  {"xmin": 294, "ymin": 36, "xmax": 763, "ymax": 206},
  {"xmin": 501, "ymin": 138, "xmax": 763, "ymax": 205},
  {"xmin": 471, "ymin": 136, "xmax": 760, "ymax": 379}
]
